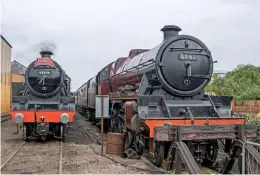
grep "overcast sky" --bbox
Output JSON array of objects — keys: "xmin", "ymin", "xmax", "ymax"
[{"xmin": 1, "ymin": 0, "xmax": 260, "ymax": 91}]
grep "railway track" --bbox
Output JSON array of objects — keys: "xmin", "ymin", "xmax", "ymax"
[
  {"xmin": 73, "ymin": 114, "xmax": 225, "ymax": 174},
  {"xmin": 82, "ymin": 121, "xmax": 220, "ymax": 174},
  {"xmin": 1, "ymin": 115, "xmax": 11, "ymax": 122},
  {"xmin": 81, "ymin": 122, "xmax": 169, "ymax": 174},
  {"xmin": 1, "ymin": 140, "xmax": 64, "ymax": 174}
]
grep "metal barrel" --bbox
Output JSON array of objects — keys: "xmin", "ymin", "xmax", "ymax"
[{"xmin": 105, "ymin": 132, "xmax": 125, "ymax": 157}]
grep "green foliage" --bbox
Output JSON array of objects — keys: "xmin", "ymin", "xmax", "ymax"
[
  {"xmin": 254, "ymin": 120, "xmax": 260, "ymax": 144},
  {"xmin": 205, "ymin": 64, "xmax": 260, "ymax": 100},
  {"xmin": 245, "ymin": 113, "xmax": 260, "ymax": 143}
]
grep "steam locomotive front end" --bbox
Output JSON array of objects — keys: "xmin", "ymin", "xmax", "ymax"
[
  {"xmin": 10, "ymin": 50, "xmax": 75, "ymax": 141},
  {"xmin": 135, "ymin": 26, "xmax": 246, "ymax": 137},
  {"xmin": 25, "ymin": 50, "xmax": 65, "ymax": 98},
  {"xmin": 155, "ymin": 25, "xmax": 213, "ymax": 97}
]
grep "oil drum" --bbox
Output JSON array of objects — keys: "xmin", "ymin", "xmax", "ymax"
[{"xmin": 106, "ymin": 132, "xmax": 125, "ymax": 157}]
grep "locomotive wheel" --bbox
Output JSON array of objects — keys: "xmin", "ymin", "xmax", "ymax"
[
  {"xmin": 85, "ymin": 110, "xmax": 90, "ymax": 121},
  {"xmin": 125, "ymin": 131, "xmax": 134, "ymax": 150},
  {"xmin": 23, "ymin": 124, "xmax": 29, "ymax": 141},
  {"xmin": 109, "ymin": 118, "xmax": 116, "ymax": 132},
  {"xmin": 152, "ymin": 142, "xmax": 165, "ymax": 167},
  {"xmin": 203, "ymin": 140, "xmax": 219, "ymax": 166},
  {"xmin": 60, "ymin": 125, "xmax": 68, "ymax": 142},
  {"xmin": 134, "ymin": 134, "xmax": 144, "ymax": 155},
  {"xmin": 117, "ymin": 118, "xmax": 124, "ymax": 133},
  {"xmin": 55, "ymin": 124, "xmax": 59, "ymax": 136}
]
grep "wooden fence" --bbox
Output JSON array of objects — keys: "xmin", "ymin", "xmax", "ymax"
[{"xmin": 232, "ymin": 100, "xmax": 260, "ymax": 113}]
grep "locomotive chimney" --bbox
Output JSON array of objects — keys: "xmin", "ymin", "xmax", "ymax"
[
  {"xmin": 40, "ymin": 50, "xmax": 53, "ymax": 58},
  {"xmin": 161, "ymin": 25, "xmax": 182, "ymax": 41}
]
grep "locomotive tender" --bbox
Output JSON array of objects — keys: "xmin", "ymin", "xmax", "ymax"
[
  {"xmin": 10, "ymin": 50, "xmax": 75, "ymax": 141},
  {"xmin": 76, "ymin": 25, "xmax": 256, "ymax": 172}
]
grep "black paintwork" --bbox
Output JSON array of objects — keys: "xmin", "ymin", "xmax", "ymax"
[
  {"xmin": 155, "ymin": 35, "xmax": 213, "ymax": 97},
  {"xmin": 25, "ymin": 58, "xmax": 65, "ymax": 98}
]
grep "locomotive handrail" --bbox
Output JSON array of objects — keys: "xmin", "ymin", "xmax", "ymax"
[
  {"xmin": 206, "ymin": 95, "xmax": 220, "ymax": 118},
  {"xmin": 112, "ymin": 59, "xmax": 154, "ymax": 77},
  {"xmin": 184, "ymin": 74, "xmax": 211, "ymax": 79},
  {"xmin": 169, "ymin": 48, "xmax": 208, "ymax": 52}
]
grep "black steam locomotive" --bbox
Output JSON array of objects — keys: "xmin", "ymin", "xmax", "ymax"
[{"xmin": 11, "ymin": 50, "xmax": 75, "ymax": 141}]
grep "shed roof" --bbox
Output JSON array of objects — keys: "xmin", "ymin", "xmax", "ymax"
[
  {"xmin": 1, "ymin": 35, "xmax": 12, "ymax": 48},
  {"xmin": 11, "ymin": 60, "xmax": 27, "ymax": 69}
]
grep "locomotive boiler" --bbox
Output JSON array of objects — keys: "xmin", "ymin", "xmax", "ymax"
[
  {"xmin": 110, "ymin": 25, "xmax": 212, "ymax": 97},
  {"xmin": 10, "ymin": 50, "xmax": 75, "ymax": 141},
  {"xmin": 108, "ymin": 25, "xmax": 230, "ymax": 134},
  {"xmin": 75, "ymin": 25, "xmax": 256, "ymax": 173}
]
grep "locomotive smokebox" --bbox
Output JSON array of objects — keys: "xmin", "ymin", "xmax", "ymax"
[
  {"xmin": 40, "ymin": 50, "xmax": 53, "ymax": 58},
  {"xmin": 161, "ymin": 25, "xmax": 182, "ymax": 41}
]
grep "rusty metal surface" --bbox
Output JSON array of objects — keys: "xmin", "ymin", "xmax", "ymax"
[
  {"xmin": 106, "ymin": 132, "xmax": 125, "ymax": 157},
  {"xmin": 154, "ymin": 123, "xmax": 257, "ymax": 142}
]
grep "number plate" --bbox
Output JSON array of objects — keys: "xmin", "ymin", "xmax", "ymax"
[
  {"xmin": 178, "ymin": 54, "xmax": 197, "ymax": 61},
  {"xmin": 38, "ymin": 70, "xmax": 51, "ymax": 75}
]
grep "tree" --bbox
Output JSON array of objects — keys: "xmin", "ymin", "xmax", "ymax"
[{"xmin": 205, "ymin": 64, "xmax": 260, "ymax": 100}]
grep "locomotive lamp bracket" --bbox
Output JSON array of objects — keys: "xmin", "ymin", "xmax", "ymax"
[{"xmin": 40, "ymin": 116, "xmax": 45, "ymax": 122}]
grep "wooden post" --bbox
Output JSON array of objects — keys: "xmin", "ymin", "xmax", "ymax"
[
  {"xmin": 101, "ymin": 96, "xmax": 104, "ymax": 155},
  {"xmin": 175, "ymin": 126, "xmax": 182, "ymax": 174}
]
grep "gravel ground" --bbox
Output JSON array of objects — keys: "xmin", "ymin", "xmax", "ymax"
[
  {"xmin": 1, "ymin": 119, "xmax": 24, "ymax": 165},
  {"xmin": 2, "ymin": 141, "xmax": 60, "ymax": 174},
  {"xmin": 1, "ymin": 113, "xmax": 151, "ymax": 174},
  {"xmin": 2, "ymin": 113, "xmax": 248, "ymax": 174}
]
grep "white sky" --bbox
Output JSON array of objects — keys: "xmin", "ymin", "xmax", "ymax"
[{"xmin": 1, "ymin": 0, "xmax": 260, "ymax": 91}]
